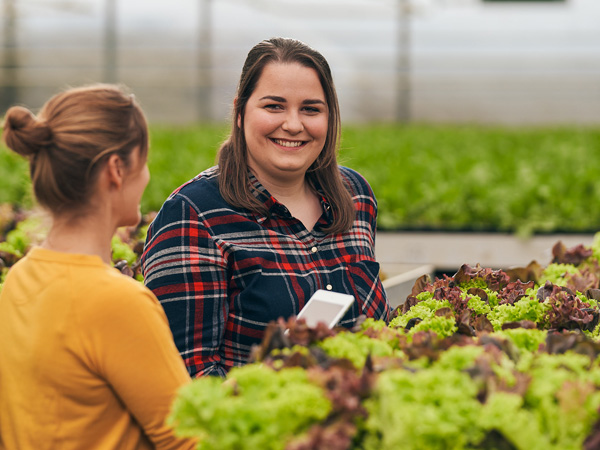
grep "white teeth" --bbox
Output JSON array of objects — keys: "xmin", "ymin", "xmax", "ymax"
[{"xmin": 274, "ymin": 139, "xmax": 303, "ymax": 148}]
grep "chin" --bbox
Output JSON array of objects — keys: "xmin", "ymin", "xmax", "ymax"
[
  {"xmin": 276, "ymin": 162, "xmax": 312, "ymax": 174},
  {"xmin": 121, "ymin": 212, "xmax": 142, "ymax": 228}
]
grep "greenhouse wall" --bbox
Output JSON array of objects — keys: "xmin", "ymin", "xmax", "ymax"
[{"xmin": 1, "ymin": 0, "xmax": 599, "ymax": 124}]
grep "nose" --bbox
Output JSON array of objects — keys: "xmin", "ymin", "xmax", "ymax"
[{"xmin": 281, "ymin": 111, "xmax": 303, "ymax": 134}]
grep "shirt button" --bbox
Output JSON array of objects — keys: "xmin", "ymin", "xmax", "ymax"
[
  {"xmin": 311, "ymin": 246, "xmax": 318, "ymax": 253},
  {"xmin": 326, "ymin": 284, "xmax": 333, "ymax": 291}
]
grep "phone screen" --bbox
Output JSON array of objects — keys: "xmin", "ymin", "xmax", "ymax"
[{"xmin": 299, "ymin": 300, "xmax": 349, "ymax": 328}]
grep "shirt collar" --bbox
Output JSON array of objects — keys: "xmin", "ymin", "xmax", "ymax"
[
  {"xmin": 248, "ymin": 170, "xmax": 333, "ymax": 226},
  {"xmin": 248, "ymin": 172, "xmax": 276, "ymax": 223}
]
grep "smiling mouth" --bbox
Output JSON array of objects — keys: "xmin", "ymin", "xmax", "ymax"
[{"xmin": 272, "ymin": 138, "xmax": 305, "ymax": 148}]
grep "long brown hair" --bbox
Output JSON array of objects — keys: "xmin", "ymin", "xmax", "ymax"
[
  {"xmin": 217, "ymin": 37, "xmax": 355, "ymax": 234},
  {"xmin": 2, "ymin": 84, "xmax": 148, "ymax": 214}
]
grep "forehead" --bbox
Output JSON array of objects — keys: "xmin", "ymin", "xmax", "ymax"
[{"xmin": 253, "ymin": 62, "xmax": 326, "ymax": 99}]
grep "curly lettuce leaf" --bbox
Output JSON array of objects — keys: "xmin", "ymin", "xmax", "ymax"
[
  {"xmin": 363, "ymin": 367, "xmax": 483, "ymax": 450},
  {"xmin": 479, "ymin": 392, "xmax": 551, "ymax": 450},
  {"xmin": 168, "ymin": 365, "xmax": 331, "ymax": 450},
  {"xmin": 487, "ymin": 296, "xmax": 550, "ymax": 332},
  {"xmin": 317, "ymin": 331, "xmax": 400, "ymax": 368},
  {"xmin": 522, "ymin": 352, "xmax": 600, "ymax": 448},
  {"xmin": 407, "ymin": 315, "xmax": 458, "ymax": 339},
  {"xmin": 492, "ymin": 328, "xmax": 547, "ymax": 354},
  {"xmin": 389, "ymin": 294, "xmax": 452, "ymax": 329},
  {"xmin": 468, "ymin": 295, "xmax": 492, "ymax": 316},
  {"xmin": 540, "ymin": 263, "xmax": 580, "ymax": 287}
]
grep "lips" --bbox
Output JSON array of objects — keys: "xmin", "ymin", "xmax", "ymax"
[{"xmin": 271, "ymin": 138, "xmax": 305, "ymax": 148}]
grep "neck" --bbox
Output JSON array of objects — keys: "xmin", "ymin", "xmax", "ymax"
[
  {"xmin": 255, "ymin": 172, "xmax": 323, "ymax": 230},
  {"xmin": 41, "ymin": 211, "xmax": 116, "ymax": 265},
  {"xmin": 256, "ymin": 172, "xmax": 311, "ymax": 203}
]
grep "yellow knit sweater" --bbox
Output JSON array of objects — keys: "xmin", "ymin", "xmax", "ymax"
[{"xmin": 0, "ymin": 247, "xmax": 195, "ymax": 450}]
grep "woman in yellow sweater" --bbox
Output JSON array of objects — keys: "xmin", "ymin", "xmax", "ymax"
[{"xmin": 0, "ymin": 85, "xmax": 195, "ymax": 449}]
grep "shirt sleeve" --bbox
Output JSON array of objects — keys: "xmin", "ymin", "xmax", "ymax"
[
  {"xmin": 79, "ymin": 282, "xmax": 197, "ymax": 450},
  {"xmin": 366, "ymin": 178, "xmax": 391, "ymax": 322},
  {"xmin": 142, "ymin": 194, "xmax": 230, "ymax": 377},
  {"xmin": 341, "ymin": 167, "xmax": 391, "ymax": 323}
]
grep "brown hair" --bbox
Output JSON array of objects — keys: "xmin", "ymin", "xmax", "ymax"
[
  {"xmin": 217, "ymin": 37, "xmax": 355, "ymax": 234},
  {"xmin": 2, "ymin": 84, "xmax": 148, "ymax": 214}
]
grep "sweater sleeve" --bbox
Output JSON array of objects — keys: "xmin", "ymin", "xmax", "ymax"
[
  {"xmin": 79, "ymin": 278, "xmax": 197, "ymax": 450},
  {"xmin": 141, "ymin": 194, "xmax": 230, "ymax": 378}
]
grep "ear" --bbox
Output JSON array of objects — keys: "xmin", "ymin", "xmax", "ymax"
[
  {"xmin": 234, "ymin": 97, "xmax": 242, "ymax": 129},
  {"xmin": 105, "ymin": 154, "xmax": 124, "ymax": 189}
]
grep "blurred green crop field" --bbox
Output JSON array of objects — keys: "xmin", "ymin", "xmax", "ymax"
[{"xmin": 2, "ymin": 123, "xmax": 600, "ymax": 235}]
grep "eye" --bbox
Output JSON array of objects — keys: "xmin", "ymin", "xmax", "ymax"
[
  {"xmin": 302, "ymin": 106, "xmax": 321, "ymax": 114},
  {"xmin": 264, "ymin": 104, "xmax": 283, "ymax": 111}
]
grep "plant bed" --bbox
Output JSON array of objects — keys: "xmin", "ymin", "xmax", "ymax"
[
  {"xmin": 4, "ymin": 204, "xmax": 600, "ymax": 449},
  {"xmin": 376, "ymin": 230, "xmax": 596, "ymax": 274},
  {"xmin": 168, "ymin": 237, "xmax": 600, "ymax": 450},
  {"xmin": 3, "ymin": 124, "xmax": 600, "ymax": 235}
]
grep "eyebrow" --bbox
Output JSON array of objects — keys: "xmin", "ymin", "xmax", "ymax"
[{"xmin": 259, "ymin": 95, "xmax": 326, "ymax": 106}]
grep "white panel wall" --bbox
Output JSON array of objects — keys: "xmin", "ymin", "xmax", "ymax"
[{"xmin": 1, "ymin": 0, "xmax": 598, "ymax": 124}]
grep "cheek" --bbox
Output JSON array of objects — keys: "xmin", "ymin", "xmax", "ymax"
[
  {"xmin": 246, "ymin": 110, "xmax": 280, "ymax": 134},
  {"xmin": 309, "ymin": 118, "xmax": 329, "ymax": 141}
]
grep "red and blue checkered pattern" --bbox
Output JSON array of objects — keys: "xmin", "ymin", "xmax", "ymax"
[{"xmin": 142, "ymin": 166, "xmax": 390, "ymax": 377}]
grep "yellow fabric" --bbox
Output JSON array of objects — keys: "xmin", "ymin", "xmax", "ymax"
[{"xmin": 0, "ymin": 247, "xmax": 196, "ymax": 450}]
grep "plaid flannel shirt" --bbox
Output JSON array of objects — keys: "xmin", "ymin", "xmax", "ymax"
[{"xmin": 141, "ymin": 165, "xmax": 390, "ymax": 377}]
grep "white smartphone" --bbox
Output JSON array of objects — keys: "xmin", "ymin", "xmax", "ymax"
[{"xmin": 295, "ymin": 289, "xmax": 355, "ymax": 328}]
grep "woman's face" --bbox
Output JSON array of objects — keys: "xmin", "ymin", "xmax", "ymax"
[
  {"xmin": 241, "ymin": 62, "xmax": 329, "ymax": 185},
  {"xmin": 117, "ymin": 147, "xmax": 150, "ymax": 227}
]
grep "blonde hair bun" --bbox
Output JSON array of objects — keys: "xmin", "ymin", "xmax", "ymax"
[{"xmin": 3, "ymin": 106, "xmax": 53, "ymax": 158}]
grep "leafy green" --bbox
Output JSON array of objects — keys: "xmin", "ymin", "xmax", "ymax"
[
  {"xmin": 520, "ymin": 353, "xmax": 600, "ymax": 448},
  {"xmin": 4, "ymin": 124, "xmax": 600, "ymax": 233},
  {"xmin": 540, "ymin": 263, "xmax": 580, "ymax": 287},
  {"xmin": 317, "ymin": 331, "xmax": 399, "ymax": 369},
  {"xmin": 408, "ymin": 315, "xmax": 458, "ymax": 339},
  {"xmin": 168, "ymin": 365, "xmax": 331, "ymax": 450},
  {"xmin": 389, "ymin": 295, "xmax": 451, "ymax": 329},
  {"xmin": 363, "ymin": 366, "xmax": 483, "ymax": 450},
  {"xmin": 468, "ymin": 295, "xmax": 492, "ymax": 316},
  {"xmin": 0, "ymin": 212, "xmax": 46, "ymax": 257},
  {"xmin": 434, "ymin": 344, "xmax": 484, "ymax": 371},
  {"xmin": 493, "ymin": 328, "xmax": 547, "ymax": 353},
  {"xmin": 111, "ymin": 235, "xmax": 138, "ymax": 266},
  {"xmin": 143, "ymin": 124, "xmax": 227, "ymax": 212},
  {"xmin": 478, "ymin": 392, "xmax": 551, "ymax": 450},
  {"xmin": 487, "ymin": 296, "xmax": 550, "ymax": 332}
]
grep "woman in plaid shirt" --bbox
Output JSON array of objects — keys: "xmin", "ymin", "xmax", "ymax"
[{"xmin": 142, "ymin": 37, "xmax": 390, "ymax": 378}]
